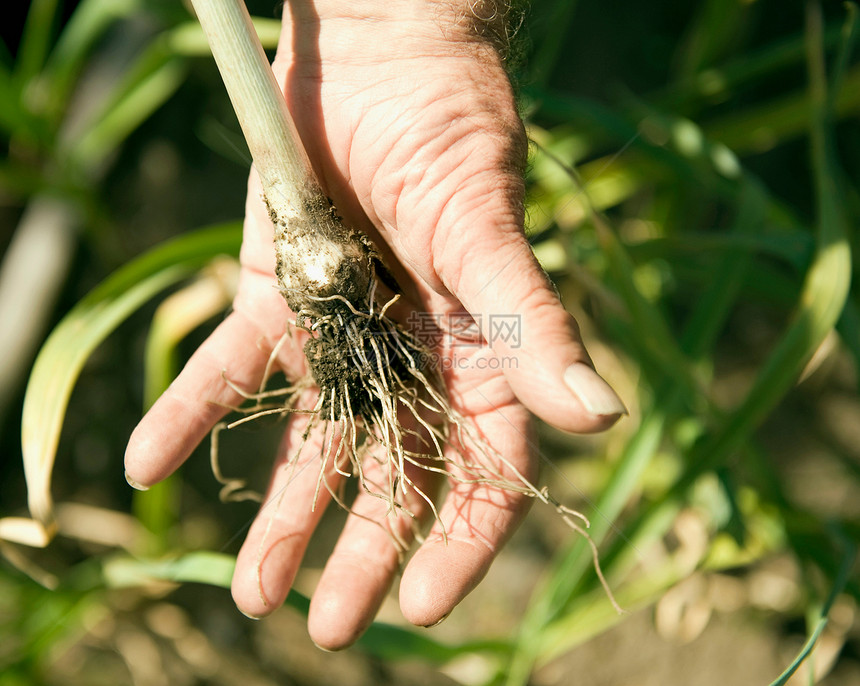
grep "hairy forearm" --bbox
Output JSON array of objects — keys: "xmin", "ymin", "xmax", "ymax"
[{"xmin": 446, "ymin": 0, "xmax": 528, "ymax": 67}]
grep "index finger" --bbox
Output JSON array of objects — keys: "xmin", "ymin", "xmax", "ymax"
[{"xmin": 125, "ymin": 310, "xmax": 277, "ymax": 488}]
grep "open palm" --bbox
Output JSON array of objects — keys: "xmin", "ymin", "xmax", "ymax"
[{"xmin": 125, "ymin": 0, "xmax": 624, "ymax": 650}]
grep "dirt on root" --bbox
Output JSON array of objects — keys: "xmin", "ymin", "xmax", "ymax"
[{"xmin": 303, "ymin": 311, "xmax": 431, "ymax": 420}]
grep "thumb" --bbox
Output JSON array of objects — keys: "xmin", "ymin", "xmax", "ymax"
[{"xmin": 441, "ymin": 217, "xmax": 626, "ymax": 434}]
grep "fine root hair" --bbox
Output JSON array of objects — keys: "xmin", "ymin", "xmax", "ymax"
[{"xmin": 211, "ymin": 279, "xmax": 622, "ymax": 613}]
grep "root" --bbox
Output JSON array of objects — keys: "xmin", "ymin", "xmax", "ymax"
[
  {"xmin": 211, "ymin": 278, "xmax": 624, "ymax": 614},
  {"xmin": 209, "ymin": 363, "xmax": 314, "ymax": 504},
  {"xmin": 210, "ymin": 422, "xmax": 263, "ymax": 503}
]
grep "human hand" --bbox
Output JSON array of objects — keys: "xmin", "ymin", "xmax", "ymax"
[{"xmin": 124, "ymin": 0, "xmax": 625, "ymax": 650}]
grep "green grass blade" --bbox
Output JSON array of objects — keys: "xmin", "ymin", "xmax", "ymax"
[
  {"xmin": 507, "ymin": 172, "xmax": 770, "ymax": 684},
  {"xmin": 130, "ymin": 478, "xmax": 179, "ymax": 556},
  {"xmin": 103, "ymin": 550, "xmax": 237, "ymax": 588},
  {"xmin": 679, "ymin": 179, "xmax": 769, "ymax": 358},
  {"xmin": 826, "ymin": 2, "xmax": 858, "ymax": 116},
  {"xmin": 101, "ymin": 551, "xmax": 506, "ymax": 663},
  {"xmin": 526, "ymin": 91, "xmax": 804, "ymax": 243},
  {"xmin": 541, "ymin": 409, "xmax": 669, "ymax": 621},
  {"xmin": 674, "ymin": 0, "xmax": 750, "ymax": 81},
  {"xmin": 536, "ymin": 552, "xmax": 695, "ymax": 663},
  {"xmin": 0, "ymin": 69, "xmax": 25, "ymax": 136},
  {"xmin": 355, "ymin": 623, "xmax": 508, "ymax": 664},
  {"xmin": 40, "ymin": 0, "xmax": 142, "ymax": 125},
  {"xmin": 534, "ymin": 143, "xmax": 705, "ymax": 399},
  {"xmin": 13, "ymin": 0, "xmax": 60, "ymax": 88},
  {"xmin": 133, "ymin": 259, "xmax": 238, "ymax": 551},
  {"xmin": 19, "ymin": 223, "xmax": 241, "ymax": 530},
  {"xmin": 626, "ymin": 229, "xmax": 811, "ymax": 273},
  {"xmin": 543, "ymin": 11, "xmax": 854, "ymax": 678},
  {"xmin": 768, "ymin": 534, "xmax": 855, "ymax": 686},
  {"xmin": 654, "ymin": 25, "xmax": 842, "ymax": 113},
  {"xmin": 627, "ymin": 0, "xmax": 852, "ymax": 559},
  {"xmin": 683, "ymin": 0, "xmax": 853, "ymax": 479},
  {"xmin": 165, "ymin": 17, "xmax": 282, "ymax": 55},
  {"xmin": 607, "ymin": 0, "xmax": 852, "ymax": 604},
  {"xmin": 595, "ymin": 214, "xmax": 703, "ymax": 395},
  {"xmin": 142, "ymin": 259, "xmax": 238, "ymax": 409},
  {"xmin": 505, "ymin": 410, "xmax": 668, "ymax": 686},
  {"xmin": 703, "ymin": 64, "xmax": 860, "ymax": 155},
  {"xmin": 68, "ymin": 41, "xmax": 186, "ymax": 172}
]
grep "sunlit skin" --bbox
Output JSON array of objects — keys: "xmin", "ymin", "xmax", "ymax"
[{"xmin": 124, "ymin": 0, "xmax": 624, "ymax": 650}]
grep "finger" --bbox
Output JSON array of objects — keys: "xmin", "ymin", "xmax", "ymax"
[
  {"xmin": 308, "ymin": 432, "xmax": 440, "ymax": 649},
  {"xmin": 232, "ymin": 396, "xmax": 340, "ymax": 619},
  {"xmin": 376, "ymin": 74, "xmax": 623, "ymax": 433},
  {"xmin": 124, "ymin": 311, "xmax": 275, "ymax": 488},
  {"xmin": 438, "ymin": 199, "xmax": 626, "ymax": 434},
  {"xmin": 399, "ymin": 399, "xmax": 534, "ymax": 627}
]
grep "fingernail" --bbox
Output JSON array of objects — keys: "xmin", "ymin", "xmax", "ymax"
[
  {"xmin": 238, "ymin": 607, "xmax": 262, "ymax": 620},
  {"xmin": 563, "ymin": 362, "xmax": 627, "ymax": 417},
  {"xmin": 124, "ymin": 470, "xmax": 150, "ymax": 491},
  {"xmin": 423, "ymin": 611, "xmax": 451, "ymax": 628}
]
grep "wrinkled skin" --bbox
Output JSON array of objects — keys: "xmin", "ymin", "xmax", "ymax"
[{"xmin": 125, "ymin": 0, "xmax": 624, "ymax": 650}]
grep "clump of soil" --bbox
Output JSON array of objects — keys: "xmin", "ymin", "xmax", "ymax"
[{"xmin": 303, "ymin": 310, "xmax": 430, "ymax": 419}]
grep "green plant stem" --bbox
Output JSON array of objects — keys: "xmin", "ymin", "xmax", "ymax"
[
  {"xmin": 189, "ymin": 0, "xmax": 373, "ymax": 313},
  {"xmin": 767, "ymin": 532, "xmax": 855, "ymax": 686},
  {"xmin": 188, "ymin": 0, "xmax": 319, "ymax": 219}
]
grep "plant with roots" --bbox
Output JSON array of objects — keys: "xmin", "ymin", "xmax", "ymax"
[{"xmin": 124, "ymin": 0, "xmax": 626, "ymax": 649}]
